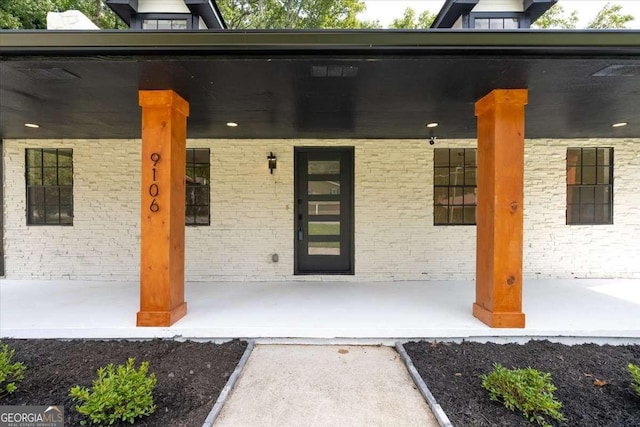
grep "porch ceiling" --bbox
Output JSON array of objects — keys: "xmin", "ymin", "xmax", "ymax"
[{"xmin": 1, "ymin": 30, "xmax": 639, "ymax": 140}]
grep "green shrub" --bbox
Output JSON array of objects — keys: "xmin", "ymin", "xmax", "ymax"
[
  {"xmin": 0, "ymin": 341, "xmax": 26, "ymax": 398},
  {"xmin": 630, "ymin": 363, "xmax": 640, "ymax": 398},
  {"xmin": 70, "ymin": 358, "xmax": 156, "ymax": 426},
  {"xmin": 481, "ymin": 363, "xmax": 565, "ymax": 427}
]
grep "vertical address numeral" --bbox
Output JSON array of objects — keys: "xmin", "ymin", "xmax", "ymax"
[{"xmin": 149, "ymin": 153, "xmax": 160, "ymax": 212}]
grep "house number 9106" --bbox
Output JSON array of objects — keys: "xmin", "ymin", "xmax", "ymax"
[{"xmin": 149, "ymin": 152, "xmax": 160, "ymax": 212}]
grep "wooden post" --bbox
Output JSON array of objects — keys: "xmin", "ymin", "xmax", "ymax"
[
  {"xmin": 473, "ymin": 89, "xmax": 528, "ymax": 328},
  {"xmin": 137, "ymin": 90, "xmax": 189, "ymax": 327}
]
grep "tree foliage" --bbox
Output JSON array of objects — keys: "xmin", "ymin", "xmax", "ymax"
[
  {"xmin": 217, "ymin": 0, "xmax": 380, "ymax": 29},
  {"xmin": 2, "ymin": 0, "xmax": 633, "ymax": 31},
  {"xmin": 587, "ymin": 2, "xmax": 633, "ymax": 29},
  {"xmin": 534, "ymin": 2, "xmax": 634, "ymax": 30},
  {"xmin": 389, "ymin": 7, "xmax": 436, "ymax": 29},
  {"xmin": 0, "ymin": 0, "xmax": 122, "ymax": 29},
  {"xmin": 532, "ymin": 4, "xmax": 578, "ymax": 29}
]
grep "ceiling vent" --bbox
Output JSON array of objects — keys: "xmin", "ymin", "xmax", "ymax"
[
  {"xmin": 311, "ymin": 65, "xmax": 358, "ymax": 78},
  {"xmin": 15, "ymin": 67, "xmax": 80, "ymax": 80},
  {"xmin": 592, "ymin": 64, "xmax": 640, "ymax": 77}
]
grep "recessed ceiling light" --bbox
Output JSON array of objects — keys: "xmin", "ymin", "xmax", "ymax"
[
  {"xmin": 24, "ymin": 123, "xmax": 40, "ymax": 128},
  {"xmin": 612, "ymin": 122, "xmax": 628, "ymax": 128},
  {"xmin": 426, "ymin": 122, "xmax": 438, "ymax": 128},
  {"xmin": 226, "ymin": 122, "xmax": 238, "ymax": 127}
]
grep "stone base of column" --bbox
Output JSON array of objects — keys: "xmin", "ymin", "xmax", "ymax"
[
  {"xmin": 473, "ymin": 303, "xmax": 525, "ymax": 328},
  {"xmin": 137, "ymin": 302, "xmax": 187, "ymax": 327}
]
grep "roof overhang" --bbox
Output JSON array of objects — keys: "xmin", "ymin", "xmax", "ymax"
[
  {"xmin": 105, "ymin": 0, "xmax": 138, "ymax": 26},
  {"xmin": 432, "ymin": 0, "xmax": 479, "ymax": 28},
  {"xmin": 524, "ymin": 0, "xmax": 558, "ymax": 23},
  {"xmin": 184, "ymin": 0, "xmax": 226, "ymax": 29},
  {"xmin": 105, "ymin": 0, "xmax": 226, "ymax": 29},
  {"xmin": 1, "ymin": 30, "xmax": 639, "ymax": 140},
  {"xmin": 432, "ymin": 0, "xmax": 557, "ymax": 28}
]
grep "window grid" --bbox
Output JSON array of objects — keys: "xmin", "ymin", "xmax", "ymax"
[
  {"xmin": 474, "ymin": 17, "xmax": 519, "ymax": 29},
  {"xmin": 566, "ymin": 147, "xmax": 613, "ymax": 225},
  {"xmin": 434, "ymin": 148, "xmax": 477, "ymax": 226},
  {"xmin": 142, "ymin": 19, "xmax": 188, "ymax": 30},
  {"xmin": 186, "ymin": 148, "xmax": 210, "ymax": 226},
  {"xmin": 25, "ymin": 148, "xmax": 73, "ymax": 226}
]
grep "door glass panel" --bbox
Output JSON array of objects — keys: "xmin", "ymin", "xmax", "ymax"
[
  {"xmin": 309, "ymin": 221, "xmax": 340, "ymax": 235},
  {"xmin": 308, "ymin": 201, "xmax": 340, "ymax": 215},
  {"xmin": 308, "ymin": 161, "xmax": 340, "ymax": 174},
  {"xmin": 308, "ymin": 180, "xmax": 340, "ymax": 195},
  {"xmin": 308, "ymin": 241, "xmax": 340, "ymax": 256}
]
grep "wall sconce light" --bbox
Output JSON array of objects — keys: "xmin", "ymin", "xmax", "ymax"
[{"xmin": 267, "ymin": 152, "xmax": 277, "ymax": 174}]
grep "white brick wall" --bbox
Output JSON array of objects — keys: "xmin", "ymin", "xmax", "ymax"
[
  {"xmin": 4, "ymin": 139, "xmax": 140, "ymax": 280},
  {"xmin": 523, "ymin": 139, "xmax": 640, "ymax": 279},
  {"xmin": 3, "ymin": 138, "xmax": 640, "ymax": 281}
]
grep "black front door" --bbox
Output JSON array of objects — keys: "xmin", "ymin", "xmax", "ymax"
[{"xmin": 295, "ymin": 148, "xmax": 354, "ymax": 274}]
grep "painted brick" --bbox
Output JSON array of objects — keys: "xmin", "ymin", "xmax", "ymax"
[{"xmin": 3, "ymin": 138, "xmax": 639, "ymax": 281}]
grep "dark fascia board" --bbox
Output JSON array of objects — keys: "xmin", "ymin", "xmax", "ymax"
[
  {"xmin": 105, "ymin": 0, "xmax": 138, "ymax": 26},
  {"xmin": 431, "ymin": 0, "xmax": 479, "ymax": 28},
  {"xmin": 185, "ymin": 0, "xmax": 226, "ymax": 29},
  {"xmin": 524, "ymin": 0, "xmax": 558, "ymax": 23},
  {"xmin": 1, "ymin": 30, "xmax": 639, "ymax": 57}
]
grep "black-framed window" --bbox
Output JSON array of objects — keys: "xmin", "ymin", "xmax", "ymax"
[
  {"xmin": 567, "ymin": 147, "xmax": 613, "ymax": 225},
  {"xmin": 474, "ymin": 17, "xmax": 519, "ymax": 29},
  {"xmin": 186, "ymin": 148, "xmax": 210, "ymax": 226},
  {"xmin": 434, "ymin": 148, "xmax": 477, "ymax": 225},
  {"xmin": 131, "ymin": 13, "xmax": 197, "ymax": 30},
  {"xmin": 142, "ymin": 18, "xmax": 188, "ymax": 30},
  {"xmin": 466, "ymin": 12, "xmax": 530, "ymax": 29},
  {"xmin": 25, "ymin": 148, "xmax": 73, "ymax": 225}
]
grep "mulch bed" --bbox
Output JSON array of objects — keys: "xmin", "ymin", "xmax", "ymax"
[
  {"xmin": 404, "ymin": 340, "xmax": 640, "ymax": 427},
  {"xmin": 1, "ymin": 339, "xmax": 247, "ymax": 427}
]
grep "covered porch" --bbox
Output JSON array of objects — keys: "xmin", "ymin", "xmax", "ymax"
[
  {"xmin": 1, "ymin": 30, "xmax": 639, "ymax": 333},
  {"xmin": 2, "ymin": 278, "xmax": 639, "ymax": 342}
]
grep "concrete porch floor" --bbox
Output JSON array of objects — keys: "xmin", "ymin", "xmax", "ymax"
[{"xmin": 1, "ymin": 279, "xmax": 639, "ymax": 342}]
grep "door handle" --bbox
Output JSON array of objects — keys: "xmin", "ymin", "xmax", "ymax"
[{"xmin": 298, "ymin": 227, "xmax": 304, "ymax": 241}]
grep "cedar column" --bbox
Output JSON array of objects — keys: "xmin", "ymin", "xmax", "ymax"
[
  {"xmin": 473, "ymin": 89, "xmax": 528, "ymax": 328},
  {"xmin": 137, "ymin": 90, "xmax": 189, "ymax": 327}
]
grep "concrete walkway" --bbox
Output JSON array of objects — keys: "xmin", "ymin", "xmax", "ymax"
[{"xmin": 214, "ymin": 345, "xmax": 439, "ymax": 426}]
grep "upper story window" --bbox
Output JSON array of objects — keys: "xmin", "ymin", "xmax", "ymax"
[
  {"xmin": 132, "ymin": 13, "xmax": 196, "ymax": 30},
  {"xmin": 467, "ymin": 12, "xmax": 530, "ymax": 29},
  {"xmin": 106, "ymin": 0, "xmax": 226, "ymax": 30},
  {"xmin": 566, "ymin": 147, "xmax": 613, "ymax": 225},
  {"xmin": 434, "ymin": 148, "xmax": 477, "ymax": 225},
  {"xmin": 26, "ymin": 148, "xmax": 73, "ymax": 226},
  {"xmin": 142, "ymin": 18, "xmax": 188, "ymax": 30},
  {"xmin": 474, "ymin": 17, "xmax": 519, "ymax": 29},
  {"xmin": 186, "ymin": 148, "xmax": 210, "ymax": 226}
]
